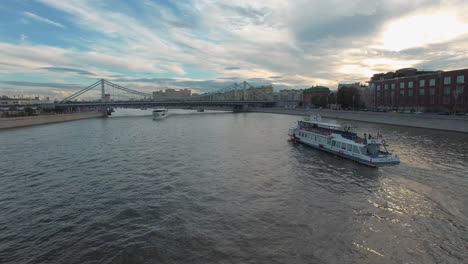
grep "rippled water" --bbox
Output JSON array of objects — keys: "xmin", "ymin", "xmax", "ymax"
[{"xmin": 1, "ymin": 110, "xmax": 467, "ymax": 263}]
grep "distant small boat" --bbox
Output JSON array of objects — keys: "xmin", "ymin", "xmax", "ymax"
[{"xmin": 152, "ymin": 108, "xmax": 168, "ymax": 120}]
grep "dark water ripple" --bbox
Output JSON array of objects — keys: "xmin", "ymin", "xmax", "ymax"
[{"xmin": 1, "ymin": 110, "xmax": 467, "ymax": 263}]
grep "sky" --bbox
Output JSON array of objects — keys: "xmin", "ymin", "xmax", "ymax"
[{"xmin": 1, "ymin": 0, "xmax": 468, "ymax": 99}]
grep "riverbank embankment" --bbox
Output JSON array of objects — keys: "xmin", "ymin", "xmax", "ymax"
[
  {"xmin": 251, "ymin": 107, "xmax": 468, "ymax": 133},
  {"xmin": 0, "ymin": 112, "xmax": 104, "ymax": 130}
]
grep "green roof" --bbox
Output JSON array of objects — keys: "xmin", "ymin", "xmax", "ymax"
[{"xmin": 304, "ymin": 86, "xmax": 330, "ymax": 93}]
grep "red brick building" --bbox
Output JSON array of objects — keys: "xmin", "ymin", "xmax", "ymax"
[
  {"xmin": 368, "ymin": 68, "xmax": 468, "ymax": 112},
  {"xmin": 302, "ymin": 86, "xmax": 330, "ymax": 107}
]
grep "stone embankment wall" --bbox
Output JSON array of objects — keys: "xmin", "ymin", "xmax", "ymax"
[
  {"xmin": 251, "ymin": 108, "xmax": 468, "ymax": 133},
  {"xmin": 0, "ymin": 112, "xmax": 104, "ymax": 130}
]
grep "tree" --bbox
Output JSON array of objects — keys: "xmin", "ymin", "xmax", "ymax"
[{"xmin": 337, "ymin": 86, "xmax": 361, "ymax": 109}]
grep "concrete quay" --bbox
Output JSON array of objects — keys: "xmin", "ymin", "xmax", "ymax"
[
  {"xmin": 0, "ymin": 112, "xmax": 104, "ymax": 130},
  {"xmin": 251, "ymin": 107, "xmax": 468, "ymax": 133}
]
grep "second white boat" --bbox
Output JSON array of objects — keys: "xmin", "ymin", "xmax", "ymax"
[{"xmin": 152, "ymin": 108, "xmax": 168, "ymax": 120}]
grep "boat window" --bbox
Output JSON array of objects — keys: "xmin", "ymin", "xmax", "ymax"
[
  {"xmin": 335, "ymin": 142, "xmax": 340, "ymax": 148},
  {"xmin": 347, "ymin": 144, "xmax": 352, "ymax": 151},
  {"xmin": 331, "ymin": 141, "xmax": 336, "ymax": 147},
  {"xmin": 353, "ymin": 145, "xmax": 360, "ymax": 153},
  {"xmin": 360, "ymin": 147, "xmax": 367, "ymax": 155},
  {"xmin": 341, "ymin": 143, "xmax": 346, "ymax": 150}
]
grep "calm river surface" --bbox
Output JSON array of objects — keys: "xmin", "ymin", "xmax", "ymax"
[{"xmin": 1, "ymin": 110, "xmax": 467, "ymax": 263}]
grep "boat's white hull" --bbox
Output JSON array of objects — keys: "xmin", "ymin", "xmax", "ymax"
[
  {"xmin": 153, "ymin": 110, "xmax": 168, "ymax": 120},
  {"xmin": 289, "ymin": 128, "xmax": 400, "ymax": 167}
]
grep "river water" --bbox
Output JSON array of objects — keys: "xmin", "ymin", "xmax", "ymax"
[{"xmin": 1, "ymin": 109, "xmax": 467, "ymax": 264}]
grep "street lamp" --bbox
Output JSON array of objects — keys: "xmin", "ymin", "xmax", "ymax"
[{"xmin": 352, "ymin": 94, "xmax": 355, "ymax": 110}]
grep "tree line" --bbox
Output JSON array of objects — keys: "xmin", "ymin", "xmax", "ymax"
[{"xmin": 310, "ymin": 86, "xmax": 366, "ymax": 109}]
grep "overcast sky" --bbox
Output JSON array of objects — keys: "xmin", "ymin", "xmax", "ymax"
[{"xmin": 1, "ymin": 0, "xmax": 468, "ymax": 99}]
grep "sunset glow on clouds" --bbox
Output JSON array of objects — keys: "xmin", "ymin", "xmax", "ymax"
[{"xmin": 1, "ymin": 0, "xmax": 468, "ymax": 98}]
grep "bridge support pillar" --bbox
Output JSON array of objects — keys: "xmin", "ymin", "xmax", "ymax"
[{"xmin": 233, "ymin": 104, "xmax": 249, "ymax": 112}]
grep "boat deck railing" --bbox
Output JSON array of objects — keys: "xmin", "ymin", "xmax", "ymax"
[{"xmin": 299, "ymin": 126, "xmax": 331, "ymax": 136}]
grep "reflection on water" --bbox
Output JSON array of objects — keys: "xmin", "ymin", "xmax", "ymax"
[{"xmin": 0, "ymin": 111, "xmax": 467, "ymax": 263}]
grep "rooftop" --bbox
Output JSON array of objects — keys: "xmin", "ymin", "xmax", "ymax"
[{"xmin": 304, "ymin": 86, "xmax": 330, "ymax": 93}]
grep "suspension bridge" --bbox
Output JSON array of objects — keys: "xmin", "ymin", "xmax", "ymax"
[{"xmin": 55, "ymin": 79, "xmax": 275, "ymax": 112}]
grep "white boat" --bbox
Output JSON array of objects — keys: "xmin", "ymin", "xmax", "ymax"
[
  {"xmin": 152, "ymin": 108, "xmax": 168, "ymax": 120},
  {"xmin": 288, "ymin": 114, "xmax": 400, "ymax": 167}
]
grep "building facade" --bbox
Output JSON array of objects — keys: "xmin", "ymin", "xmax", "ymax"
[
  {"xmin": 369, "ymin": 68, "xmax": 468, "ymax": 112},
  {"xmin": 302, "ymin": 86, "xmax": 330, "ymax": 107},
  {"xmin": 277, "ymin": 89, "xmax": 303, "ymax": 107},
  {"xmin": 153, "ymin": 88, "xmax": 192, "ymax": 100},
  {"xmin": 0, "ymin": 96, "xmax": 51, "ymax": 106},
  {"xmin": 165, "ymin": 88, "xmax": 191, "ymax": 97}
]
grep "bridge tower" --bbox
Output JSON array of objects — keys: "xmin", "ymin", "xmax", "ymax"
[{"xmin": 101, "ymin": 79, "xmax": 105, "ymax": 103}]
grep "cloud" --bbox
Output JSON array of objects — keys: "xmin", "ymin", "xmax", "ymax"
[
  {"xmin": 38, "ymin": 67, "xmax": 95, "ymax": 75},
  {"xmin": 23, "ymin": 11, "xmax": 65, "ymax": 28},
  {"xmin": 224, "ymin": 66, "xmax": 240, "ymax": 70},
  {"xmin": 0, "ymin": 80, "xmax": 84, "ymax": 89}
]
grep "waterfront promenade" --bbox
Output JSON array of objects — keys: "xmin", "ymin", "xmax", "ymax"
[
  {"xmin": 0, "ymin": 112, "xmax": 103, "ymax": 130},
  {"xmin": 251, "ymin": 107, "xmax": 468, "ymax": 133}
]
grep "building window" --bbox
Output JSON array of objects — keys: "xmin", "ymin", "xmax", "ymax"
[
  {"xmin": 400, "ymin": 90, "xmax": 404, "ymax": 96},
  {"xmin": 408, "ymin": 81, "xmax": 413, "ymax": 88},
  {"xmin": 444, "ymin": 87, "xmax": 451, "ymax": 95},
  {"xmin": 456, "ymin": 85, "xmax": 464, "ymax": 94},
  {"xmin": 429, "ymin": 79, "xmax": 435, "ymax": 86},
  {"xmin": 377, "ymin": 85, "xmax": 381, "ymax": 91},
  {"xmin": 391, "ymin": 83, "xmax": 395, "ymax": 90},
  {"xmin": 408, "ymin": 90, "xmax": 413, "ymax": 96},
  {"xmin": 400, "ymin": 82, "xmax": 405, "ymax": 89},
  {"xmin": 419, "ymin": 80, "xmax": 425, "ymax": 87},
  {"xmin": 443, "ymin": 87, "xmax": 451, "ymax": 104},
  {"xmin": 457, "ymin": 75, "xmax": 464, "ymax": 84},
  {"xmin": 419, "ymin": 89, "xmax": 425, "ymax": 95},
  {"xmin": 384, "ymin": 84, "xmax": 388, "ymax": 90},
  {"xmin": 430, "ymin": 88, "xmax": 436, "ymax": 104},
  {"xmin": 444, "ymin": 76, "xmax": 451, "ymax": 85}
]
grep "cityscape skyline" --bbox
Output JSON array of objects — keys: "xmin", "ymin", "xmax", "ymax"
[{"xmin": 1, "ymin": 0, "xmax": 468, "ymax": 99}]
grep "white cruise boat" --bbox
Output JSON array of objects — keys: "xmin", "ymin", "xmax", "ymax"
[
  {"xmin": 152, "ymin": 108, "xmax": 168, "ymax": 120},
  {"xmin": 288, "ymin": 115, "xmax": 400, "ymax": 167}
]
